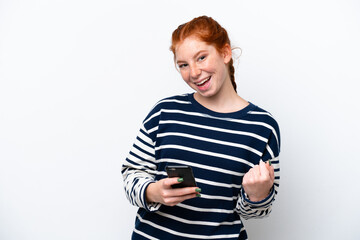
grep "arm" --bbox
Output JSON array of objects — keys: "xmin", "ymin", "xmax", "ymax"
[
  {"xmin": 235, "ymin": 129, "xmax": 280, "ymax": 219},
  {"xmin": 122, "ymin": 122, "xmax": 199, "ymax": 211},
  {"xmin": 121, "ymin": 124, "xmax": 161, "ymax": 212}
]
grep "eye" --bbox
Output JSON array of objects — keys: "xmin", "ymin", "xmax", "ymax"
[
  {"xmin": 178, "ymin": 63, "xmax": 188, "ymax": 69},
  {"xmin": 198, "ymin": 55, "xmax": 206, "ymax": 61}
]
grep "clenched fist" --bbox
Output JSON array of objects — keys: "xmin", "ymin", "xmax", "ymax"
[{"xmin": 242, "ymin": 160, "xmax": 274, "ymax": 202}]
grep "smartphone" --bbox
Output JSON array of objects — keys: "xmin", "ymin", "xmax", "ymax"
[{"xmin": 165, "ymin": 165, "xmax": 197, "ymax": 188}]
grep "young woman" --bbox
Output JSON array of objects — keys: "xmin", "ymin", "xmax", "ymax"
[{"xmin": 122, "ymin": 16, "xmax": 280, "ymax": 239}]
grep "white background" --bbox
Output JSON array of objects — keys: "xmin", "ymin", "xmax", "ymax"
[{"xmin": 1, "ymin": 0, "xmax": 360, "ymax": 239}]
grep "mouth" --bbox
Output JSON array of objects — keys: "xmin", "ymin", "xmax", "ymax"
[{"xmin": 195, "ymin": 76, "xmax": 211, "ymax": 86}]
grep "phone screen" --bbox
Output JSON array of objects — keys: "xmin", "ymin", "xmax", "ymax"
[{"xmin": 165, "ymin": 166, "xmax": 197, "ymax": 188}]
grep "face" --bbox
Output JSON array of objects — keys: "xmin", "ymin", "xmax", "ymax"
[{"xmin": 175, "ymin": 36, "xmax": 232, "ymax": 99}]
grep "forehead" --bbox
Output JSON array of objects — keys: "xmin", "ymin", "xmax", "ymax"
[{"xmin": 175, "ymin": 37, "xmax": 216, "ymax": 60}]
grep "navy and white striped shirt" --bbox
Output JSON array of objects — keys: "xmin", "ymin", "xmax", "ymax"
[{"xmin": 122, "ymin": 93, "xmax": 280, "ymax": 240}]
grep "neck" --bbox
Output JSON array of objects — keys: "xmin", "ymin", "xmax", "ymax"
[{"xmin": 194, "ymin": 83, "xmax": 248, "ymax": 113}]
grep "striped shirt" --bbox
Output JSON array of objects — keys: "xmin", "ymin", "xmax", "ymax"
[{"xmin": 122, "ymin": 93, "xmax": 281, "ymax": 240}]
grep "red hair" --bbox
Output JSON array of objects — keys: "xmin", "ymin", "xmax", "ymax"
[{"xmin": 170, "ymin": 16, "xmax": 237, "ymax": 92}]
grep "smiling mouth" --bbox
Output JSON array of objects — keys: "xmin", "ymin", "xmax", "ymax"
[{"xmin": 196, "ymin": 76, "xmax": 211, "ymax": 86}]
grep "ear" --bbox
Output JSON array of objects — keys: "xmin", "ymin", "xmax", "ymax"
[{"xmin": 222, "ymin": 44, "xmax": 232, "ymax": 64}]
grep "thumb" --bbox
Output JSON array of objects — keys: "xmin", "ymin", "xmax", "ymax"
[
  {"xmin": 163, "ymin": 177, "xmax": 183, "ymax": 188},
  {"xmin": 265, "ymin": 160, "xmax": 275, "ymax": 182},
  {"xmin": 259, "ymin": 160, "xmax": 268, "ymax": 177}
]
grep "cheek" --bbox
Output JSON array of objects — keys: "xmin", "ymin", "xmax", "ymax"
[
  {"xmin": 180, "ymin": 70, "xmax": 190, "ymax": 82},
  {"xmin": 203, "ymin": 59, "xmax": 216, "ymax": 72}
]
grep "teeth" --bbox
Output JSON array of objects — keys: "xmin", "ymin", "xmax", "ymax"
[{"xmin": 196, "ymin": 77, "xmax": 210, "ymax": 86}]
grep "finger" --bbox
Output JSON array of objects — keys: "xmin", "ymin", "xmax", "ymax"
[
  {"xmin": 259, "ymin": 160, "xmax": 269, "ymax": 177},
  {"xmin": 268, "ymin": 165, "xmax": 275, "ymax": 182},
  {"xmin": 163, "ymin": 177, "xmax": 184, "ymax": 188},
  {"xmin": 173, "ymin": 186, "xmax": 201, "ymax": 196},
  {"xmin": 252, "ymin": 165, "xmax": 261, "ymax": 176},
  {"xmin": 265, "ymin": 160, "xmax": 273, "ymax": 171},
  {"xmin": 244, "ymin": 168, "xmax": 254, "ymax": 179},
  {"xmin": 181, "ymin": 192, "xmax": 199, "ymax": 201},
  {"xmin": 242, "ymin": 171, "xmax": 250, "ymax": 184},
  {"xmin": 163, "ymin": 187, "xmax": 200, "ymax": 205},
  {"xmin": 164, "ymin": 193, "xmax": 198, "ymax": 206},
  {"xmin": 264, "ymin": 161, "xmax": 275, "ymax": 182},
  {"xmin": 243, "ymin": 168, "xmax": 256, "ymax": 185}
]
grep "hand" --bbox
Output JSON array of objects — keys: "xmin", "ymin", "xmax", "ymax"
[
  {"xmin": 242, "ymin": 160, "xmax": 274, "ymax": 202},
  {"xmin": 146, "ymin": 178, "xmax": 200, "ymax": 206}
]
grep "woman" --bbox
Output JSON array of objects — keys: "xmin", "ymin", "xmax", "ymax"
[{"xmin": 122, "ymin": 16, "xmax": 280, "ymax": 239}]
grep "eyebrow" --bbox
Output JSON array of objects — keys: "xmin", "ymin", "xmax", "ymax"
[{"xmin": 176, "ymin": 50, "xmax": 208, "ymax": 64}]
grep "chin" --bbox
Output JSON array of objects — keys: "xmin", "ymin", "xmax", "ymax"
[{"xmin": 196, "ymin": 90, "xmax": 217, "ymax": 99}]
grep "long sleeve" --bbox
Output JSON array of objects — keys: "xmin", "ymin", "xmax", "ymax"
[
  {"xmin": 235, "ymin": 120, "xmax": 280, "ymax": 220},
  {"xmin": 122, "ymin": 94, "xmax": 282, "ymax": 239},
  {"xmin": 121, "ymin": 123, "xmax": 161, "ymax": 212}
]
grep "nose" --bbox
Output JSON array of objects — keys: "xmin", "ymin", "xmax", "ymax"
[{"xmin": 190, "ymin": 64, "xmax": 201, "ymax": 79}]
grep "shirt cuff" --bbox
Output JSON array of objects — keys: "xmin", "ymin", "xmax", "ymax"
[
  {"xmin": 241, "ymin": 186, "xmax": 275, "ymax": 207},
  {"xmin": 142, "ymin": 181, "xmax": 161, "ymax": 212}
]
